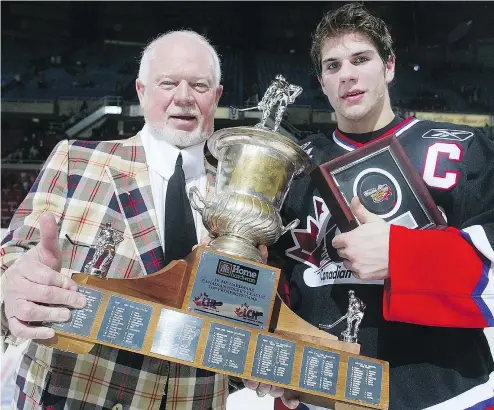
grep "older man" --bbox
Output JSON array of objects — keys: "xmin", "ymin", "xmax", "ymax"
[{"xmin": 1, "ymin": 30, "xmax": 229, "ymax": 410}]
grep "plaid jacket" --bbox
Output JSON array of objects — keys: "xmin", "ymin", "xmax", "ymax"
[{"xmin": 0, "ymin": 134, "xmax": 229, "ymax": 410}]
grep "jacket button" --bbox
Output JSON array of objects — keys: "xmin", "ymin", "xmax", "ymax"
[{"xmin": 111, "ymin": 404, "xmax": 123, "ymax": 410}]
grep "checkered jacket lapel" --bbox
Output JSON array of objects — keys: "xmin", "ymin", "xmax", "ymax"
[
  {"xmin": 106, "ymin": 164, "xmax": 165, "ymax": 275},
  {"xmin": 65, "ymin": 134, "xmax": 165, "ymax": 277}
]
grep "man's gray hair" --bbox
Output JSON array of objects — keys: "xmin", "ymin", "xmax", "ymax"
[{"xmin": 138, "ymin": 30, "xmax": 222, "ymax": 87}]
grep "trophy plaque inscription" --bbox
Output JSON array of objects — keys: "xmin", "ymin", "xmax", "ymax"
[{"xmin": 41, "ymin": 76, "xmax": 390, "ymax": 409}]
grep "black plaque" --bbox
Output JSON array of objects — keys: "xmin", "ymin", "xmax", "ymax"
[
  {"xmin": 151, "ymin": 309, "xmax": 203, "ymax": 362},
  {"xmin": 299, "ymin": 347, "xmax": 340, "ymax": 396},
  {"xmin": 251, "ymin": 334, "xmax": 295, "ymax": 385},
  {"xmin": 97, "ymin": 296, "xmax": 152, "ymax": 350},
  {"xmin": 312, "ymin": 134, "xmax": 446, "ymax": 232},
  {"xmin": 345, "ymin": 357, "xmax": 383, "ymax": 405},
  {"xmin": 202, "ymin": 323, "xmax": 250, "ymax": 374},
  {"xmin": 51, "ymin": 287, "xmax": 103, "ymax": 337}
]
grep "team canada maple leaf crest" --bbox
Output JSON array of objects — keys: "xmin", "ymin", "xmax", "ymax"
[
  {"xmin": 285, "ymin": 196, "xmax": 384, "ymax": 287},
  {"xmin": 285, "ymin": 196, "xmax": 340, "ymax": 269}
]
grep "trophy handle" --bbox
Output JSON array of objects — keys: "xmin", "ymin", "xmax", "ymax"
[
  {"xmin": 189, "ymin": 186, "xmax": 210, "ymax": 215},
  {"xmin": 280, "ymin": 218, "xmax": 300, "ymax": 235}
]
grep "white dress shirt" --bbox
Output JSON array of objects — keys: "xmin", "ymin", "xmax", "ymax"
[{"xmin": 140, "ymin": 124, "xmax": 207, "ymax": 251}]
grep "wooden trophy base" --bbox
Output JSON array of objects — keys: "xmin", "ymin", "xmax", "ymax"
[{"xmin": 40, "ymin": 247, "xmax": 389, "ymax": 409}]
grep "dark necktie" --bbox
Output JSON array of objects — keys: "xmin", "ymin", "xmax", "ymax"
[{"xmin": 164, "ymin": 153, "xmax": 198, "ymax": 265}]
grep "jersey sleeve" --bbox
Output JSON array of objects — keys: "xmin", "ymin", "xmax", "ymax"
[{"xmin": 384, "ymin": 128, "xmax": 494, "ymax": 328}]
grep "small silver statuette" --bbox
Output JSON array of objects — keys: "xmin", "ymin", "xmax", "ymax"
[
  {"xmin": 340, "ymin": 290, "xmax": 366, "ymax": 343},
  {"xmin": 319, "ymin": 289, "xmax": 366, "ymax": 344},
  {"xmin": 256, "ymin": 74, "xmax": 302, "ymax": 132},
  {"xmin": 232, "ymin": 74, "xmax": 303, "ymax": 133},
  {"xmin": 84, "ymin": 223, "xmax": 124, "ymax": 278}
]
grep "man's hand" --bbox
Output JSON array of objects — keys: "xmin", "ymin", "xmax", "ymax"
[
  {"xmin": 332, "ymin": 197, "xmax": 391, "ymax": 280},
  {"xmin": 242, "ymin": 380, "xmax": 299, "ymax": 409},
  {"xmin": 258, "ymin": 245, "xmax": 268, "ymax": 264},
  {"xmin": 3, "ymin": 212, "xmax": 86, "ymax": 339}
]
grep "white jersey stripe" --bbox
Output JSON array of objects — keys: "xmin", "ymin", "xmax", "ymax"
[
  {"xmin": 461, "ymin": 225, "xmax": 494, "ymax": 326},
  {"xmin": 462, "ymin": 225, "xmax": 494, "ymax": 263},
  {"xmin": 332, "ymin": 118, "xmax": 421, "ymax": 151},
  {"xmin": 332, "ymin": 131, "xmax": 354, "ymax": 151},
  {"xmin": 395, "ymin": 118, "xmax": 420, "ymax": 136}
]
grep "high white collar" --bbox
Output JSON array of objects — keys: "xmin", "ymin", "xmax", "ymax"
[{"xmin": 140, "ymin": 123, "xmax": 205, "ymax": 180}]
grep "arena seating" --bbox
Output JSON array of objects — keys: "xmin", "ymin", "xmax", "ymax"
[
  {"xmin": 1, "ymin": 169, "xmax": 40, "ymax": 228},
  {"xmin": 2, "ymin": 38, "xmax": 493, "ymax": 228},
  {"xmin": 3, "ymin": 42, "xmax": 138, "ymax": 100}
]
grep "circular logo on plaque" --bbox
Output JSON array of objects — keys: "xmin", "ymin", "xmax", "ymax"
[{"xmin": 353, "ymin": 168, "xmax": 402, "ymax": 219}]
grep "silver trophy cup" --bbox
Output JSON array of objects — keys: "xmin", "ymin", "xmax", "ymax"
[{"xmin": 189, "ymin": 75, "xmax": 311, "ymax": 262}]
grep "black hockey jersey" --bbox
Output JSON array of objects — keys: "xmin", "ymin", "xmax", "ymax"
[{"xmin": 272, "ymin": 116, "xmax": 494, "ymax": 409}]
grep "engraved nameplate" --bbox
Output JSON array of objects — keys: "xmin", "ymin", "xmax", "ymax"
[
  {"xmin": 345, "ymin": 357, "xmax": 383, "ymax": 405},
  {"xmin": 202, "ymin": 322, "xmax": 250, "ymax": 374},
  {"xmin": 151, "ymin": 309, "xmax": 203, "ymax": 362},
  {"xmin": 51, "ymin": 287, "xmax": 103, "ymax": 337},
  {"xmin": 251, "ymin": 334, "xmax": 295, "ymax": 384},
  {"xmin": 299, "ymin": 347, "xmax": 340, "ymax": 396},
  {"xmin": 96, "ymin": 296, "xmax": 152, "ymax": 350}
]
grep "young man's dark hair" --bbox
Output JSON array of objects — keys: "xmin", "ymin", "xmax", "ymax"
[{"xmin": 310, "ymin": 2, "xmax": 395, "ymax": 76}]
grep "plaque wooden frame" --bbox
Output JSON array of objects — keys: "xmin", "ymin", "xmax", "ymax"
[
  {"xmin": 41, "ymin": 247, "xmax": 389, "ymax": 409},
  {"xmin": 311, "ymin": 134, "xmax": 446, "ymax": 232}
]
